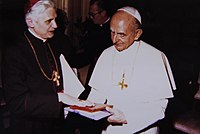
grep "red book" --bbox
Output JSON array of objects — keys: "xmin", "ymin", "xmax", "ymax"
[{"xmin": 69, "ymin": 103, "xmax": 113, "ymax": 112}]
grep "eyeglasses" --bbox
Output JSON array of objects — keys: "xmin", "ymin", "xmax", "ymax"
[{"xmin": 88, "ymin": 10, "xmax": 103, "ymax": 18}]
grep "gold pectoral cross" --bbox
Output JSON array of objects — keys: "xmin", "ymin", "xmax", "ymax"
[
  {"xmin": 53, "ymin": 71, "xmax": 60, "ymax": 86},
  {"xmin": 118, "ymin": 73, "xmax": 128, "ymax": 90}
]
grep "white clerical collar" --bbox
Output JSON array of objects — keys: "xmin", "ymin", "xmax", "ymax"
[
  {"xmin": 114, "ymin": 41, "xmax": 140, "ymax": 55},
  {"xmin": 100, "ymin": 17, "xmax": 110, "ymax": 27},
  {"xmin": 28, "ymin": 28, "xmax": 47, "ymax": 42}
]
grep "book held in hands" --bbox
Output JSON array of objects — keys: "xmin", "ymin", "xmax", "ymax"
[{"xmin": 64, "ymin": 103, "xmax": 113, "ymax": 120}]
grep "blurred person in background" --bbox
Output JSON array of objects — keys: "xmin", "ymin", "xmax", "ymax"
[{"xmin": 79, "ymin": 0, "xmax": 113, "ymax": 100}]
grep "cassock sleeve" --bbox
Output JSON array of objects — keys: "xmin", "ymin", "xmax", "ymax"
[
  {"xmin": 87, "ymin": 87, "xmax": 107, "ymax": 103},
  {"xmin": 161, "ymin": 53, "xmax": 176, "ymax": 90},
  {"xmin": 102, "ymin": 99, "xmax": 168, "ymax": 134},
  {"xmin": 60, "ymin": 54, "xmax": 84, "ymax": 97}
]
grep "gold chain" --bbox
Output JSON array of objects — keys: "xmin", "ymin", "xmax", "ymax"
[
  {"xmin": 24, "ymin": 32, "xmax": 60, "ymax": 86},
  {"xmin": 112, "ymin": 41, "xmax": 141, "ymax": 90}
]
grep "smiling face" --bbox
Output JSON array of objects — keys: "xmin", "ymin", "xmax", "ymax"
[{"xmin": 110, "ymin": 11, "xmax": 142, "ymax": 51}]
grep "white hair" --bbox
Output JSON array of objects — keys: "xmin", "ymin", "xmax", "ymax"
[{"xmin": 25, "ymin": 0, "xmax": 55, "ymax": 20}]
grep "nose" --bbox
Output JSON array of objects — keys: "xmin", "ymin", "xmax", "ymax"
[
  {"xmin": 112, "ymin": 33, "xmax": 118, "ymax": 44},
  {"xmin": 52, "ymin": 20, "xmax": 57, "ymax": 28}
]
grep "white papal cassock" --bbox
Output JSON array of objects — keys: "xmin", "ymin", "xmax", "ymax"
[{"xmin": 87, "ymin": 41, "xmax": 176, "ymax": 134}]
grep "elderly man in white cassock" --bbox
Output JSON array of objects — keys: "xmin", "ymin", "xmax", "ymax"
[{"xmin": 87, "ymin": 6, "xmax": 176, "ymax": 134}]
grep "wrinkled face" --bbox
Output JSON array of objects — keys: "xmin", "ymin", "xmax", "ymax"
[
  {"xmin": 32, "ymin": 7, "xmax": 57, "ymax": 39},
  {"xmin": 110, "ymin": 11, "xmax": 142, "ymax": 51}
]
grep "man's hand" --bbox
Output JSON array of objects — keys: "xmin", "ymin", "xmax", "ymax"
[
  {"xmin": 58, "ymin": 92, "xmax": 95, "ymax": 107},
  {"xmin": 106, "ymin": 107, "xmax": 128, "ymax": 124}
]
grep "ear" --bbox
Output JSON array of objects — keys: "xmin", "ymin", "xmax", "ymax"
[
  {"xmin": 25, "ymin": 17, "xmax": 34, "ymax": 28},
  {"xmin": 134, "ymin": 29, "xmax": 143, "ymax": 40}
]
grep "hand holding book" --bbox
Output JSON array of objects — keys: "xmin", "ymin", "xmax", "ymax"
[
  {"xmin": 65, "ymin": 103, "xmax": 113, "ymax": 120},
  {"xmin": 106, "ymin": 107, "xmax": 127, "ymax": 124}
]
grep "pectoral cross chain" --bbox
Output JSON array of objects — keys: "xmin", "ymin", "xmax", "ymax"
[{"xmin": 118, "ymin": 73, "xmax": 128, "ymax": 90}]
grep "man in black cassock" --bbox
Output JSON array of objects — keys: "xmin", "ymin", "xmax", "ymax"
[{"xmin": 2, "ymin": 0, "xmax": 93, "ymax": 134}]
